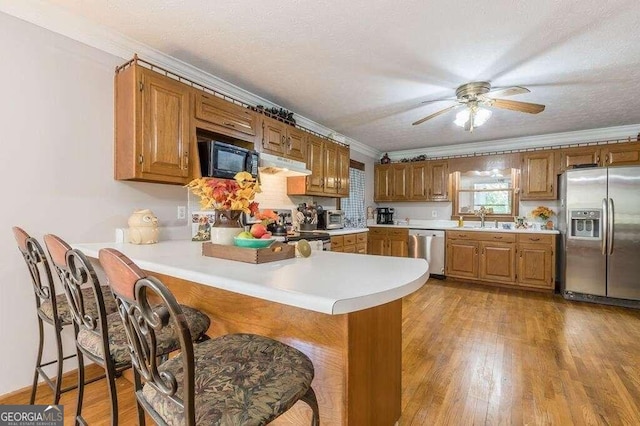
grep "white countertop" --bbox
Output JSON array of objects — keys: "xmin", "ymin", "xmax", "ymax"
[
  {"xmin": 368, "ymin": 221, "xmax": 559, "ymax": 234},
  {"xmin": 324, "ymin": 228, "xmax": 369, "ymax": 236},
  {"xmin": 74, "ymin": 240, "xmax": 429, "ymax": 316}
]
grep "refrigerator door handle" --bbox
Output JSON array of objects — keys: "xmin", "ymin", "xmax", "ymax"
[
  {"xmin": 608, "ymin": 198, "xmax": 615, "ymax": 255},
  {"xmin": 601, "ymin": 198, "xmax": 608, "ymax": 255}
]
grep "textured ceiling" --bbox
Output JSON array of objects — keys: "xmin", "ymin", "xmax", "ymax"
[{"xmin": 39, "ymin": 0, "xmax": 640, "ymax": 152}]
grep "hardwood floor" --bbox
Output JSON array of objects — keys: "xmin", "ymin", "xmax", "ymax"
[
  {"xmin": 401, "ymin": 279, "xmax": 640, "ymax": 425},
  {"xmin": 3, "ymin": 278, "xmax": 640, "ymax": 425}
]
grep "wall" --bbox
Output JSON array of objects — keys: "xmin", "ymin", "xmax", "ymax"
[{"xmin": 0, "ymin": 12, "xmax": 194, "ymax": 396}]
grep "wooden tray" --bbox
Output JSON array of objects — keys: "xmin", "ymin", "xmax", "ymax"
[{"xmin": 202, "ymin": 241, "xmax": 295, "ymax": 264}]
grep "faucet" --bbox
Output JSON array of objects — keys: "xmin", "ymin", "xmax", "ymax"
[{"xmin": 474, "ymin": 206, "xmax": 492, "ymax": 228}]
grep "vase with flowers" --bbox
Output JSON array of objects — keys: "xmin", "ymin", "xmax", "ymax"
[
  {"xmin": 530, "ymin": 206, "xmax": 555, "ymax": 230},
  {"xmin": 186, "ymin": 172, "xmax": 261, "ymax": 245}
]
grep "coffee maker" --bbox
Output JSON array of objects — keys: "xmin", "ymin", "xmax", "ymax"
[{"xmin": 376, "ymin": 207, "xmax": 395, "ymax": 224}]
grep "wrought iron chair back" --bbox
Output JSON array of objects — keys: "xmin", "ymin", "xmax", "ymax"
[{"xmin": 99, "ymin": 247, "xmax": 196, "ymax": 424}]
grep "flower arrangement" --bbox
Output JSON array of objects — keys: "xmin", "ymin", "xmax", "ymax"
[
  {"xmin": 531, "ymin": 206, "xmax": 555, "ymax": 221},
  {"xmin": 186, "ymin": 172, "xmax": 261, "ymax": 215},
  {"xmin": 254, "ymin": 209, "xmax": 279, "ymax": 225}
]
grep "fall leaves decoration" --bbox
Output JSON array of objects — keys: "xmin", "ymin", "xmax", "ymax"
[{"xmin": 186, "ymin": 172, "xmax": 261, "ymax": 215}]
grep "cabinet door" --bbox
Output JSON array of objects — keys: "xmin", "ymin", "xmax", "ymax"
[
  {"xmin": 356, "ymin": 243, "xmax": 367, "ymax": 254},
  {"xmin": 517, "ymin": 243, "xmax": 554, "ymax": 289},
  {"xmin": 391, "ymin": 164, "xmax": 408, "ymax": 200},
  {"xmin": 409, "ymin": 162, "xmax": 428, "ymax": 200},
  {"xmin": 428, "ymin": 161, "xmax": 450, "ymax": 201},
  {"xmin": 261, "ymin": 117, "xmax": 286, "ymax": 155},
  {"xmin": 521, "ymin": 151, "xmax": 556, "ymax": 200},
  {"xmin": 446, "ymin": 240, "xmax": 478, "ymax": 278},
  {"xmin": 305, "ymin": 136, "xmax": 325, "ymax": 194},
  {"xmin": 285, "ymin": 127, "xmax": 307, "ymax": 162},
  {"xmin": 194, "ymin": 93, "xmax": 257, "ymax": 141},
  {"xmin": 601, "ymin": 143, "xmax": 640, "ymax": 167},
  {"xmin": 389, "ymin": 237, "xmax": 408, "ymax": 257},
  {"xmin": 368, "ymin": 234, "xmax": 387, "ymax": 256},
  {"xmin": 337, "ymin": 145, "xmax": 350, "ymax": 197},
  {"xmin": 374, "ymin": 165, "xmax": 392, "ymax": 201},
  {"xmin": 141, "ymin": 69, "xmax": 191, "ymax": 180},
  {"xmin": 479, "ymin": 242, "xmax": 516, "ymax": 283},
  {"xmin": 324, "ymin": 142, "xmax": 339, "ymax": 193},
  {"xmin": 558, "ymin": 146, "xmax": 600, "ymax": 172}
]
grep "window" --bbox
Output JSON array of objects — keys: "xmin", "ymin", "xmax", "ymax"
[{"xmin": 453, "ymin": 169, "xmax": 519, "ymax": 219}]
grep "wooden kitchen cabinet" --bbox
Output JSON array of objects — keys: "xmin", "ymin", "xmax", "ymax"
[
  {"xmin": 557, "ymin": 146, "xmax": 601, "ymax": 172},
  {"xmin": 517, "ymin": 234, "xmax": 556, "ymax": 289},
  {"xmin": 479, "ymin": 241, "xmax": 516, "ymax": 283},
  {"xmin": 287, "ymin": 136, "xmax": 350, "ymax": 197},
  {"xmin": 115, "ymin": 63, "xmax": 193, "ymax": 184},
  {"xmin": 600, "ymin": 142, "xmax": 640, "ymax": 167},
  {"xmin": 520, "ymin": 151, "xmax": 556, "ymax": 200},
  {"xmin": 446, "ymin": 231, "xmax": 553, "ymax": 291},
  {"xmin": 260, "ymin": 116, "xmax": 306, "ymax": 162},
  {"xmin": 331, "ymin": 232, "xmax": 367, "ymax": 254},
  {"xmin": 367, "ymin": 228, "xmax": 408, "ymax": 257},
  {"xmin": 374, "ymin": 160, "xmax": 450, "ymax": 202},
  {"xmin": 428, "ymin": 160, "xmax": 450, "ymax": 201},
  {"xmin": 194, "ymin": 92, "xmax": 257, "ymax": 143}
]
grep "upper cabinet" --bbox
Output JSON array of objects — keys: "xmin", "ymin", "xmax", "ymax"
[
  {"xmin": 115, "ymin": 64, "xmax": 192, "ymax": 185},
  {"xmin": 374, "ymin": 160, "xmax": 450, "ymax": 202},
  {"xmin": 194, "ymin": 93, "xmax": 257, "ymax": 143},
  {"xmin": 557, "ymin": 143, "xmax": 640, "ymax": 172},
  {"xmin": 520, "ymin": 151, "xmax": 556, "ymax": 200},
  {"xmin": 260, "ymin": 116, "xmax": 307, "ymax": 162},
  {"xmin": 287, "ymin": 135, "xmax": 350, "ymax": 197}
]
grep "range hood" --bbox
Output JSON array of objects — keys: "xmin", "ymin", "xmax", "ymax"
[{"xmin": 259, "ymin": 152, "xmax": 311, "ymax": 176}]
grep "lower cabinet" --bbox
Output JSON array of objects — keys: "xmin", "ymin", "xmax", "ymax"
[
  {"xmin": 367, "ymin": 227, "xmax": 408, "ymax": 257},
  {"xmin": 446, "ymin": 231, "xmax": 555, "ymax": 290},
  {"xmin": 331, "ymin": 232, "xmax": 367, "ymax": 254}
]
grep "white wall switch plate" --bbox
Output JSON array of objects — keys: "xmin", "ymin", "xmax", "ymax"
[
  {"xmin": 177, "ymin": 205, "xmax": 186, "ymax": 220},
  {"xmin": 431, "ymin": 211, "xmax": 438, "ymax": 218}
]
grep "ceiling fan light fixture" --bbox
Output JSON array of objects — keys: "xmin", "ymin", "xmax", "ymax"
[{"xmin": 454, "ymin": 106, "xmax": 492, "ymax": 130}]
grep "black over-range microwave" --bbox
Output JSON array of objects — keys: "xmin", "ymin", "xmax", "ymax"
[{"xmin": 198, "ymin": 141, "xmax": 259, "ymax": 179}]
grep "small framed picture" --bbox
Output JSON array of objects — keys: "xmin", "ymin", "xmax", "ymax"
[{"xmin": 191, "ymin": 211, "xmax": 215, "ymax": 242}]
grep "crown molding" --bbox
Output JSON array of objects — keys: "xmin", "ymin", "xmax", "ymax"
[
  {"xmin": 388, "ymin": 124, "xmax": 640, "ymax": 161},
  {"xmin": 0, "ymin": 1, "xmax": 376, "ymax": 157}
]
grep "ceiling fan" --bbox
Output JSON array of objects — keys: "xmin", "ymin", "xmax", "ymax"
[{"xmin": 412, "ymin": 81, "xmax": 545, "ymax": 132}]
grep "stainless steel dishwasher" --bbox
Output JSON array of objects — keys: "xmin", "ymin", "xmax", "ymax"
[{"xmin": 408, "ymin": 229, "xmax": 445, "ymax": 278}]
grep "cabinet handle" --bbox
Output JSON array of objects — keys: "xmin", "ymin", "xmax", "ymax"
[
  {"xmin": 287, "ymin": 137, "xmax": 292, "ymax": 150},
  {"xmin": 605, "ymin": 154, "xmax": 610, "ymax": 164},
  {"xmin": 281, "ymin": 135, "xmax": 286, "ymax": 146},
  {"xmin": 493, "ymin": 236, "xmax": 503, "ymax": 239},
  {"xmin": 138, "ymin": 154, "xmax": 143, "ymax": 164},
  {"xmin": 596, "ymin": 155, "xmax": 600, "ymax": 164},
  {"xmin": 475, "ymin": 247, "xmax": 478, "ymax": 255},
  {"xmin": 530, "ymin": 237, "xmax": 541, "ymax": 241},
  {"xmin": 183, "ymin": 152, "xmax": 189, "ymax": 169},
  {"xmin": 549, "ymin": 183, "xmax": 553, "ymax": 192},
  {"xmin": 223, "ymin": 122, "xmax": 235, "ymax": 128}
]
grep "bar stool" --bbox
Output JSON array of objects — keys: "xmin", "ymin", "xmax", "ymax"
[
  {"xmin": 99, "ymin": 248, "xmax": 320, "ymax": 425},
  {"xmin": 12, "ymin": 227, "xmax": 114, "ymax": 405},
  {"xmin": 43, "ymin": 234, "xmax": 211, "ymax": 426}
]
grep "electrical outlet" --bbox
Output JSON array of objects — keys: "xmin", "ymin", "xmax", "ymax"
[
  {"xmin": 177, "ymin": 206, "xmax": 186, "ymax": 220},
  {"xmin": 431, "ymin": 211, "xmax": 438, "ymax": 218}
]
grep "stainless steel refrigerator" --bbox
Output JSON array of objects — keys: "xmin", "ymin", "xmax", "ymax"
[{"xmin": 559, "ymin": 166, "xmax": 640, "ymax": 304}]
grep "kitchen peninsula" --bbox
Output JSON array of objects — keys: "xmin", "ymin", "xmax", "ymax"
[{"xmin": 74, "ymin": 240, "xmax": 429, "ymax": 425}]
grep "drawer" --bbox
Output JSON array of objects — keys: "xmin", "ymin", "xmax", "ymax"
[
  {"xmin": 343, "ymin": 234, "xmax": 356, "ymax": 246},
  {"xmin": 356, "ymin": 232, "xmax": 368, "ymax": 243},
  {"xmin": 388, "ymin": 229, "xmax": 408, "ymax": 238},
  {"xmin": 356, "ymin": 243, "xmax": 367, "ymax": 254},
  {"xmin": 447, "ymin": 230, "xmax": 516, "ymax": 242},
  {"xmin": 474, "ymin": 232, "xmax": 516, "ymax": 243},
  {"xmin": 517, "ymin": 234, "xmax": 554, "ymax": 245},
  {"xmin": 331, "ymin": 236, "xmax": 344, "ymax": 248},
  {"xmin": 343, "ymin": 245, "xmax": 356, "ymax": 253},
  {"xmin": 368, "ymin": 227, "xmax": 387, "ymax": 236},
  {"xmin": 195, "ymin": 93, "xmax": 257, "ymax": 137}
]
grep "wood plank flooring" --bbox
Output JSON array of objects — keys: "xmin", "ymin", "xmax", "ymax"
[{"xmin": 3, "ymin": 278, "xmax": 640, "ymax": 425}]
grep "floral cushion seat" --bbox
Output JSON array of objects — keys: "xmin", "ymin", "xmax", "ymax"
[
  {"xmin": 77, "ymin": 305, "xmax": 211, "ymax": 368},
  {"xmin": 142, "ymin": 333, "xmax": 315, "ymax": 426},
  {"xmin": 39, "ymin": 287, "xmax": 117, "ymax": 325}
]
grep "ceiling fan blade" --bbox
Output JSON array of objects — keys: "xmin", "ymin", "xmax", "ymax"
[
  {"xmin": 485, "ymin": 86, "xmax": 530, "ymax": 98},
  {"xmin": 489, "ymin": 98, "xmax": 545, "ymax": 114},
  {"xmin": 412, "ymin": 105, "xmax": 459, "ymax": 126}
]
